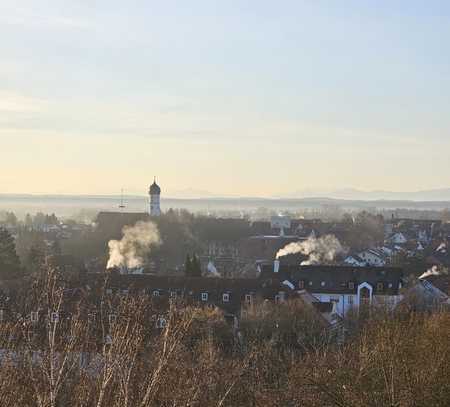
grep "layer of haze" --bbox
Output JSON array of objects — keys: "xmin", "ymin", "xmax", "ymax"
[{"xmin": 1, "ymin": 1, "xmax": 450, "ymax": 197}]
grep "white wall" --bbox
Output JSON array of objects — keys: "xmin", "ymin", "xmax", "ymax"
[{"xmin": 312, "ymin": 290, "xmax": 402, "ymax": 317}]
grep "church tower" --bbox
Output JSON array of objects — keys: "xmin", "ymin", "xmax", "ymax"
[{"xmin": 149, "ymin": 177, "xmax": 161, "ymax": 216}]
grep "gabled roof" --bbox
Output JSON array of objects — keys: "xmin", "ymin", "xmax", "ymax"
[
  {"xmin": 99, "ymin": 273, "xmax": 258, "ymax": 292},
  {"xmin": 86, "ymin": 273, "xmax": 264, "ymax": 314},
  {"xmin": 260, "ymin": 264, "xmax": 403, "ymax": 295},
  {"xmin": 423, "ymin": 275, "xmax": 450, "ymax": 296}
]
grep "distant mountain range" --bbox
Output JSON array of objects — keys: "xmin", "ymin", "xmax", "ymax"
[
  {"xmin": 167, "ymin": 187, "xmax": 450, "ymax": 201},
  {"xmin": 2, "ymin": 187, "xmax": 450, "ymax": 202},
  {"xmin": 3, "ymin": 186, "xmax": 450, "ymax": 202},
  {"xmin": 278, "ymin": 188, "xmax": 450, "ymax": 202}
]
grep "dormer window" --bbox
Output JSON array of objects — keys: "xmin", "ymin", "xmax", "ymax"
[
  {"xmin": 388, "ymin": 283, "xmax": 393, "ymax": 288},
  {"xmin": 321, "ymin": 281, "xmax": 326, "ymax": 287},
  {"xmin": 298, "ymin": 280, "xmax": 305, "ymax": 289},
  {"xmin": 245, "ymin": 294, "xmax": 253, "ymax": 305},
  {"xmin": 222, "ymin": 293, "xmax": 230, "ymax": 303},
  {"xmin": 201, "ymin": 292, "xmax": 208, "ymax": 302},
  {"xmin": 377, "ymin": 282, "xmax": 384, "ymax": 291},
  {"xmin": 348, "ymin": 282, "xmax": 355, "ymax": 290},
  {"xmin": 152, "ymin": 290, "xmax": 160, "ymax": 297}
]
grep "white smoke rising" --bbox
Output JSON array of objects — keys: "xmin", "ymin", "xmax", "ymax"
[
  {"xmin": 276, "ymin": 234, "xmax": 345, "ymax": 265},
  {"xmin": 207, "ymin": 261, "xmax": 220, "ymax": 277},
  {"xmin": 419, "ymin": 265, "xmax": 448, "ymax": 280},
  {"xmin": 107, "ymin": 221, "xmax": 161, "ymax": 269}
]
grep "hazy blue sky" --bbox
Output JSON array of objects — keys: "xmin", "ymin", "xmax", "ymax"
[{"xmin": 1, "ymin": 1, "xmax": 450, "ymax": 196}]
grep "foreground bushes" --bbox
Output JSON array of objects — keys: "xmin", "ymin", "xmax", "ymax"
[{"xmin": 0, "ymin": 270, "xmax": 449, "ymax": 406}]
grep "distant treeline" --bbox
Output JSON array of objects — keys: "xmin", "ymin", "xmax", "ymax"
[{"xmin": 1, "ymin": 194, "xmax": 450, "ymax": 220}]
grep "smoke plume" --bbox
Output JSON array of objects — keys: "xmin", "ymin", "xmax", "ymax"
[
  {"xmin": 107, "ymin": 221, "xmax": 161, "ymax": 269},
  {"xmin": 419, "ymin": 265, "xmax": 448, "ymax": 280},
  {"xmin": 276, "ymin": 234, "xmax": 345, "ymax": 265},
  {"xmin": 207, "ymin": 261, "xmax": 221, "ymax": 277}
]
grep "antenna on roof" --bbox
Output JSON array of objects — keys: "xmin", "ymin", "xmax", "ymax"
[{"xmin": 119, "ymin": 188, "xmax": 126, "ymax": 212}]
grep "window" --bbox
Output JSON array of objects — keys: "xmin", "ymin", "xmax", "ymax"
[
  {"xmin": 320, "ymin": 281, "xmax": 326, "ymax": 287},
  {"xmin": 156, "ymin": 316, "xmax": 166, "ymax": 329},
  {"xmin": 122, "ymin": 289, "xmax": 129, "ymax": 295},
  {"xmin": 201, "ymin": 292, "xmax": 208, "ymax": 301},
  {"xmin": 245, "ymin": 294, "xmax": 253, "ymax": 305},
  {"xmin": 377, "ymin": 282, "xmax": 384, "ymax": 292},
  {"xmin": 348, "ymin": 282, "xmax": 355, "ymax": 290},
  {"xmin": 222, "ymin": 293, "xmax": 230, "ymax": 303},
  {"xmin": 31, "ymin": 312, "xmax": 39, "ymax": 323},
  {"xmin": 360, "ymin": 287, "xmax": 371, "ymax": 299},
  {"xmin": 298, "ymin": 280, "xmax": 305, "ymax": 289},
  {"xmin": 170, "ymin": 291, "xmax": 177, "ymax": 299},
  {"xmin": 388, "ymin": 283, "xmax": 393, "ymax": 288},
  {"xmin": 152, "ymin": 290, "xmax": 159, "ymax": 297},
  {"xmin": 274, "ymin": 295, "xmax": 281, "ymax": 304},
  {"xmin": 348, "ymin": 295, "xmax": 354, "ymax": 305}
]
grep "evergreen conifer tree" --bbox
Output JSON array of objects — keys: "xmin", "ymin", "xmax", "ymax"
[
  {"xmin": 191, "ymin": 254, "xmax": 202, "ymax": 277},
  {"xmin": 184, "ymin": 254, "xmax": 192, "ymax": 277},
  {"xmin": 0, "ymin": 228, "xmax": 22, "ymax": 279}
]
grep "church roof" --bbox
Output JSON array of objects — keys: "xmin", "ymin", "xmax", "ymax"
[{"xmin": 149, "ymin": 179, "xmax": 161, "ymax": 195}]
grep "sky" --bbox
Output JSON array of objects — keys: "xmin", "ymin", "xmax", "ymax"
[{"xmin": 1, "ymin": 0, "xmax": 450, "ymax": 197}]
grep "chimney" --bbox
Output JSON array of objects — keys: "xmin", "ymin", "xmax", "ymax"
[{"xmin": 274, "ymin": 259, "xmax": 280, "ymax": 273}]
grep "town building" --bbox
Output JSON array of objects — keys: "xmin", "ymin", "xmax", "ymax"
[
  {"xmin": 149, "ymin": 178, "xmax": 161, "ymax": 216},
  {"xmin": 260, "ymin": 262, "xmax": 404, "ymax": 317},
  {"xmin": 85, "ymin": 261, "xmax": 405, "ymax": 320},
  {"xmin": 399, "ymin": 274, "xmax": 450, "ymax": 311}
]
